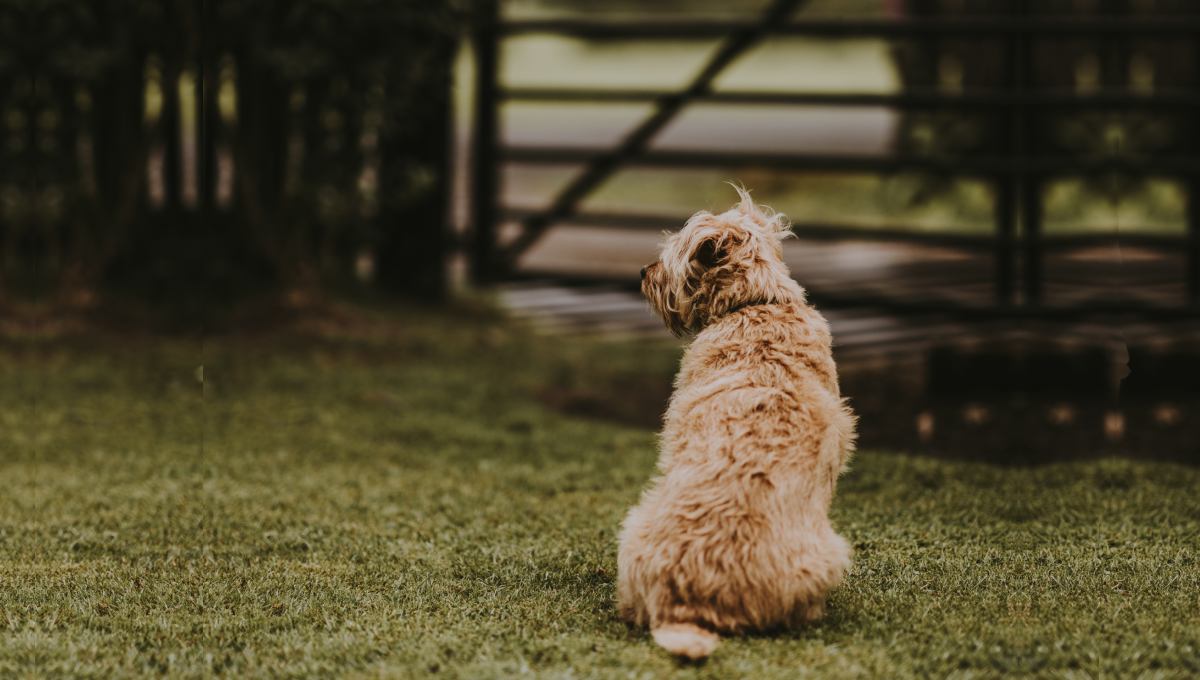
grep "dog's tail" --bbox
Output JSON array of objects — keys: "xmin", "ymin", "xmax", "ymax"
[{"xmin": 651, "ymin": 623, "xmax": 720, "ymax": 660}]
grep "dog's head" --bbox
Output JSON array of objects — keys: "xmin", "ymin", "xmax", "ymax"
[{"xmin": 641, "ymin": 187, "xmax": 803, "ymax": 336}]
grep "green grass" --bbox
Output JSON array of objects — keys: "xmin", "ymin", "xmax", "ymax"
[{"xmin": 2, "ymin": 302, "xmax": 1198, "ymax": 678}]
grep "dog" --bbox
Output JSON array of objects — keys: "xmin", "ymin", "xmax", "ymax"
[{"xmin": 618, "ymin": 188, "xmax": 856, "ymax": 660}]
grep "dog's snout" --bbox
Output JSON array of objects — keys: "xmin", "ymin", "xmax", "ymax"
[{"xmin": 640, "ymin": 266, "xmax": 648, "ymax": 280}]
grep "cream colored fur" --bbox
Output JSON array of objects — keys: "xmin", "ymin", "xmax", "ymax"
[{"xmin": 618, "ymin": 188, "xmax": 857, "ymax": 660}]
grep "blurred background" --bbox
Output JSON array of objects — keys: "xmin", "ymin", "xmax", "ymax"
[{"xmin": 2, "ymin": 0, "xmax": 1199, "ymax": 460}]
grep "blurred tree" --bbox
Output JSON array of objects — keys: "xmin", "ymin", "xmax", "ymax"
[{"xmin": 0, "ymin": 0, "xmax": 460, "ymax": 315}]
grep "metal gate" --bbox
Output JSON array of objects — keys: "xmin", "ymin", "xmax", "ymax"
[{"xmin": 468, "ymin": 0, "xmax": 1200, "ymax": 320}]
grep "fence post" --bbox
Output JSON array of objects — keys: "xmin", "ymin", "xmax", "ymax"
[
  {"xmin": 1190, "ymin": 179, "xmax": 1200, "ymax": 307},
  {"xmin": 995, "ymin": 9, "xmax": 1021, "ymax": 307},
  {"xmin": 995, "ymin": 179, "xmax": 1015, "ymax": 307},
  {"xmin": 1191, "ymin": 33, "xmax": 1200, "ymax": 307},
  {"xmin": 470, "ymin": 0, "xmax": 500, "ymax": 284},
  {"xmin": 1016, "ymin": 0, "xmax": 1042, "ymax": 307},
  {"xmin": 162, "ymin": 54, "xmax": 183, "ymax": 213}
]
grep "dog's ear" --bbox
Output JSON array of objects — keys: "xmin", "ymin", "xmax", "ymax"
[
  {"xmin": 688, "ymin": 229, "xmax": 745, "ymax": 271},
  {"xmin": 691, "ymin": 236, "xmax": 726, "ymax": 270}
]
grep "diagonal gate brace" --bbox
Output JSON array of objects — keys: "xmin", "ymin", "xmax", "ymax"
[{"xmin": 502, "ymin": 0, "xmax": 809, "ymax": 265}]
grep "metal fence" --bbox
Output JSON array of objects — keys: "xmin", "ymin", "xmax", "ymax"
[{"xmin": 468, "ymin": 0, "xmax": 1200, "ymax": 319}]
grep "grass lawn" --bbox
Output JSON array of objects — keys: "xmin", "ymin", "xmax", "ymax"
[{"xmin": 2, "ymin": 301, "xmax": 1198, "ymax": 678}]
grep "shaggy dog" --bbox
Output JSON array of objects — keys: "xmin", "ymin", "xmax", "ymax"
[{"xmin": 618, "ymin": 189, "xmax": 856, "ymax": 660}]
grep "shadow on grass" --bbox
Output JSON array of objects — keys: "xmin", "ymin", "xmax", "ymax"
[{"xmin": 534, "ymin": 347, "xmax": 1199, "ymax": 466}]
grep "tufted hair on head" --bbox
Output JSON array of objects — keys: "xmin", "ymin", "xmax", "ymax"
[{"xmin": 640, "ymin": 187, "xmax": 806, "ymax": 336}]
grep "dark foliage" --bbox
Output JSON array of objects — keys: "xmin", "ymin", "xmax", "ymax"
[{"xmin": 0, "ymin": 0, "xmax": 462, "ymax": 316}]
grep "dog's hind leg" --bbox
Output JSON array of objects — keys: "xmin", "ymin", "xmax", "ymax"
[{"xmin": 651, "ymin": 622, "xmax": 720, "ymax": 660}]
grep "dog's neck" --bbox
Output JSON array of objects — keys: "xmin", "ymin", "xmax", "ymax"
[
  {"xmin": 718, "ymin": 299, "xmax": 777, "ymax": 320},
  {"xmin": 700, "ymin": 280, "xmax": 807, "ymax": 330}
]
